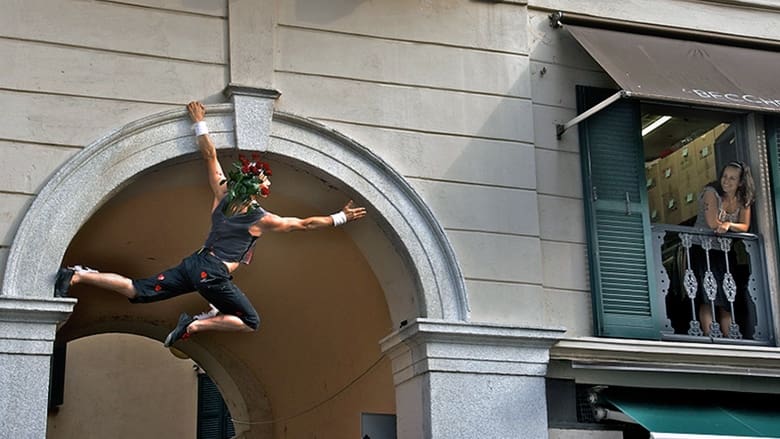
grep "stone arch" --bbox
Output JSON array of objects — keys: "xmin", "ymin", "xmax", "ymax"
[
  {"xmin": 59, "ymin": 320, "xmax": 272, "ymax": 439},
  {"xmin": 2, "ymin": 103, "xmax": 468, "ymax": 322}
]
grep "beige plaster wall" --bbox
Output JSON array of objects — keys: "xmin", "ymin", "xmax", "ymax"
[
  {"xmin": 270, "ymin": 0, "xmax": 545, "ymax": 327},
  {"xmin": 1, "ymin": 0, "xmax": 541, "ymax": 331},
  {"xmin": 46, "ymin": 333, "xmax": 198, "ymax": 439},
  {"xmin": 529, "ymin": 0, "xmax": 780, "ymax": 41},
  {"xmin": 7, "ymin": 0, "xmax": 780, "ymax": 376},
  {"xmin": 526, "ymin": 7, "xmax": 617, "ymax": 336},
  {"xmin": 0, "ymin": 0, "xmax": 228, "ymax": 283}
]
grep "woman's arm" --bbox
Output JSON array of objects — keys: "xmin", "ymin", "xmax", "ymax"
[
  {"xmin": 701, "ymin": 189, "xmax": 722, "ymax": 230},
  {"xmin": 718, "ymin": 204, "xmax": 751, "ymax": 234}
]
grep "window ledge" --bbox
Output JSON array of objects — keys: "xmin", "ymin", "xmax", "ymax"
[{"xmin": 551, "ymin": 337, "xmax": 780, "ymax": 378}]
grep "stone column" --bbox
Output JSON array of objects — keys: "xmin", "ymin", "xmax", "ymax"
[
  {"xmin": 0, "ymin": 296, "xmax": 75, "ymax": 438},
  {"xmin": 380, "ymin": 319, "xmax": 565, "ymax": 439}
]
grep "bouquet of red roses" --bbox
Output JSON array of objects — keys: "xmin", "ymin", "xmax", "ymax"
[{"xmin": 221, "ymin": 153, "xmax": 272, "ymax": 215}]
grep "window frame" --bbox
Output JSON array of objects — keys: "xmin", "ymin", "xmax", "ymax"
[{"xmin": 577, "ymin": 85, "xmax": 778, "ymax": 343}]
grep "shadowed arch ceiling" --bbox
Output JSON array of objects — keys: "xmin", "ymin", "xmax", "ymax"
[{"xmin": 55, "ymin": 157, "xmax": 395, "ymax": 438}]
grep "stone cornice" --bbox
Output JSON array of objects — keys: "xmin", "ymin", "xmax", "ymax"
[
  {"xmin": 223, "ymin": 83, "xmax": 281, "ymax": 100},
  {"xmin": 0, "ymin": 295, "xmax": 76, "ymax": 323},
  {"xmin": 0, "ymin": 295, "xmax": 76, "ymax": 354},
  {"xmin": 551, "ymin": 337, "xmax": 780, "ymax": 377},
  {"xmin": 381, "ymin": 319, "xmax": 566, "ymax": 348},
  {"xmin": 381, "ymin": 319, "xmax": 566, "ymax": 384}
]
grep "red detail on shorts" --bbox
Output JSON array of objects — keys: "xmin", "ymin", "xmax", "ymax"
[
  {"xmin": 157, "ymin": 274, "xmax": 165, "ymax": 281},
  {"xmin": 154, "ymin": 284, "xmax": 162, "ymax": 292},
  {"xmin": 181, "ymin": 332, "xmax": 191, "ymax": 341},
  {"xmin": 200, "ymin": 271, "xmax": 208, "ymax": 279}
]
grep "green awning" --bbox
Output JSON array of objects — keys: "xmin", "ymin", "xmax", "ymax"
[{"xmin": 605, "ymin": 390, "xmax": 780, "ymax": 439}]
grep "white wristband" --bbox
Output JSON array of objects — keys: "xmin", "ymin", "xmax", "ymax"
[
  {"xmin": 330, "ymin": 211, "xmax": 347, "ymax": 227},
  {"xmin": 193, "ymin": 121, "xmax": 209, "ymax": 136}
]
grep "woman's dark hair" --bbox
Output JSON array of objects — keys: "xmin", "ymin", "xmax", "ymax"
[{"xmin": 708, "ymin": 160, "xmax": 755, "ymax": 207}]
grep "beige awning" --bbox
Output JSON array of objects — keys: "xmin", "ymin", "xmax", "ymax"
[{"xmin": 567, "ymin": 24, "xmax": 780, "ymax": 113}]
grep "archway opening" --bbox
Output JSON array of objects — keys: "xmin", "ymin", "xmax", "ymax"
[
  {"xmin": 46, "ymin": 332, "xmax": 202, "ymax": 438},
  {"xmin": 52, "ymin": 155, "xmax": 396, "ymax": 438}
]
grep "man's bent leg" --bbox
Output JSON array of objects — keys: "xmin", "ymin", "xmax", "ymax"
[
  {"xmin": 164, "ymin": 312, "xmax": 195, "ymax": 347},
  {"xmin": 188, "ymin": 315, "xmax": 253, "ymax": 334},
  {"xmin": 164, "ymin": 314, "xmax": 251, "ymax": 347},
  {"xmin": 72, "ymin": 271, "xmax": 138, "ymax": 299},
  {"xmin": 196, "ymin": 260, "xmax": 261, "ymax": 331}
]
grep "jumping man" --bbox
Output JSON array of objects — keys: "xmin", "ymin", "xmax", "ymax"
[{"xmin": 54, "ymin": 101, "xmax": 367, "ymax": 347}]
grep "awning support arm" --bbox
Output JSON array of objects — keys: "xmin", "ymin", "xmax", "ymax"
[{"xmin": 556, "ymin": 90, "xmax": 627, "ymax": 139}]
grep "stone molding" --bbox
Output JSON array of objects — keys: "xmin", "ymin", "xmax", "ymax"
[
  {"xmin": 2, "ymin": 97, "xmax": 469, "ymax": 321},
  {"xmin": 224, "ymin": 84, "xmax": 281, "ymax": 100},
  {"xmin": 0, "ymin": 296, "xmax": 76, "ymax": 439},
  {"xmin": 381, "ymin": 319, "xmax": 566, "ymax": 385},
  {"xmin": 0, "ymin": 296, "xmax": 76, "ymax": 354},
  {"xmin": 551, "ymin": 336, "xmax": 780, "ymax": 377}
]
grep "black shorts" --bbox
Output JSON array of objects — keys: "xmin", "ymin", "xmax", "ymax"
[{"xmin": 131, "ymin": 251, "xmax": 260, "ymax": 330}]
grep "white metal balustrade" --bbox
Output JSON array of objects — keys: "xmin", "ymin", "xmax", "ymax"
[{"xmin": 651, "ymin": 224, "xmax": 774, "ymax": 344}]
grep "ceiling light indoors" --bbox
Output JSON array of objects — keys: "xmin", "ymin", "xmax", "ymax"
[{"xmin": 642, "ymin": 115, "xmax": 672, "ymax": 137}]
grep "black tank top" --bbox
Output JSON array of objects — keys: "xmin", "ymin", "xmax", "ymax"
[{"xmin": 202, "ymin": 197, "xmax": 266, "ymax": 264}]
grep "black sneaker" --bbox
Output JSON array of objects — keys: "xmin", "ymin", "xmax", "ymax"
[
  {"xmin": 164, "ymin": 313, "xmax": 194, "ymax": 347},
  {"xmin": 54, "ymin": 268, "xmax": 75, "ymax": 298}
]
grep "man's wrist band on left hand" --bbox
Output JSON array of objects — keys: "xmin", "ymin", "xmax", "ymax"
[
  {"xmin": 193, "ymin": 121, "xmax": 209, "ymax": 136},
  {"xmin": 330, "ymin": 211, "xmax": 347, "ymax": 227}
]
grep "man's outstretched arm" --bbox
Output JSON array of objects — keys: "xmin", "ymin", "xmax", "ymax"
[
  {"xmin": 187, "ymin": 101, "xmax": 227, "ymax": 206},
  {"xmin": 258, "ymin": 200, "xmax": 367, "ymax": 233}
]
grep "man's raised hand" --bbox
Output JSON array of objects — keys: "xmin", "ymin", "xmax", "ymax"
[
  {"xmin": 342, "ymin": 200, "xmax": 367, "ymax": 223},
  {"xmin": 187, "ymin": 101, "xmax": 205, "ymax": 123}
]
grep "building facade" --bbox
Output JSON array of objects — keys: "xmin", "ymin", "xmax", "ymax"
[{"xmin": 2, "ymin": 0, "xmax": 780, "ymax": 438}]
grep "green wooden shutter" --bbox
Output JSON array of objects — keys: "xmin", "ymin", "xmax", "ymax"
[
  {"xmin": 197, "ymin": 374, "xmax": 236, "ymax": 439},
  {"xmin": 577, "ymin": 86, "xmax": 661, "ymax": 339},
  {"xmin": 766, "ymin": 118, "xmax": 780, "ymax": 254}
]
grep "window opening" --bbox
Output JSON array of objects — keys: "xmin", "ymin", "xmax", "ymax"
[
  {"xmin": 361, "ymin": 413, "xmax": 397, "ymax": 439},
  {"xmin": 642, "ymin": 105, "xmax": 763, "ymax": 340},
  {"xmin": 643, "ymin": 105, "xmax": 741, "ymax": 226}
]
